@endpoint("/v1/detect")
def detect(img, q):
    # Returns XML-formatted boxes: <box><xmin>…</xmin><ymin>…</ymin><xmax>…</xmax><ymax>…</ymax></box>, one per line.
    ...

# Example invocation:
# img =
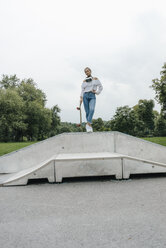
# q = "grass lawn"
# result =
<box><xmin>141</xmin><ymin>137</ymin><xmax>166</xmax><ymax>146</ymax></box>
<box><xmin>0</xmin><ymin>142</ymin><xmax>37</xmax><ymax>156</ymax></box>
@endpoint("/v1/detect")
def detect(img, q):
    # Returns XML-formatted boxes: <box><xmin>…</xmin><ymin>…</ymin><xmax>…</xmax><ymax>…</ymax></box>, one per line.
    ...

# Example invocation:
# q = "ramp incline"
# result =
<box><xmin>0</xmin><ymin>132</ymin><xmax>166</xmax><ymax>186</ymax></box>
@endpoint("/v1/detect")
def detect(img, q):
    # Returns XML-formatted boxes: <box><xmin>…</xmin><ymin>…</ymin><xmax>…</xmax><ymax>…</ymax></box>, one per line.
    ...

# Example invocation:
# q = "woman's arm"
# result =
<box><xmin>80</xmin><ymin>81</ymin><xmax>85</xmax><ymax>104</ymax></box>
<box><xmin>92</xmin><ymin>78</ymin><xmax>103</xmax><ymax>95</ymax></box>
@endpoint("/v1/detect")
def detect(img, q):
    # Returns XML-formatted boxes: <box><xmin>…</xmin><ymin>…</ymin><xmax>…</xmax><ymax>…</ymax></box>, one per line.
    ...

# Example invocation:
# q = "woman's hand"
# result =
<box><xmin>92</xmin><ymin>90</ymin><xmax>97</xmax><ymax>94</ymax></box>
<box><xmin>80</xmin><ymin>97</ymin><xmax>83</xmax><ymax>104</ymax></box>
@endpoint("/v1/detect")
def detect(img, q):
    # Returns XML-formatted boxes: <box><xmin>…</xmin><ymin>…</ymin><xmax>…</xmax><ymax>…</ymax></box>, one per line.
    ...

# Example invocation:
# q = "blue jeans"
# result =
<box><xmin>83</xmin><ymin>92</ymin><xmax>96</xmax><ymax>124</ymax></box>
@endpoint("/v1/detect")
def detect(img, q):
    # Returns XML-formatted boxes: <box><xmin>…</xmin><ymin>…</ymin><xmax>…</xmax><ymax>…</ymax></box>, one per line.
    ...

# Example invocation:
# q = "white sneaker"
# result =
<box><xmin>89</xmin><ymin>125</ymin><xmax>93</xmax><ymax>132</ymax></box>
<box><xmin>86</xmin><ymin>124</ymin><xmax>93</xmax><ymax>132</ymax></box>
<box><xmin>86</xmin><ymin>124</ymin><xmax>90</xmax><ymax>132</ymax></box>
<box><xmin>86</xmin><ymin>124</ymin><xmax>91</xmax><ymax>132</ymax></box>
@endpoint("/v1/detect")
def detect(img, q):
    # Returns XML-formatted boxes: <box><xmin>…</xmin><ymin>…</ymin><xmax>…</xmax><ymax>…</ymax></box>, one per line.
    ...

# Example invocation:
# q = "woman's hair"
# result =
<box><xmin>84</xmin><ymin>67</ymin><xmax>91</xmax><ymax>72</ymax></box>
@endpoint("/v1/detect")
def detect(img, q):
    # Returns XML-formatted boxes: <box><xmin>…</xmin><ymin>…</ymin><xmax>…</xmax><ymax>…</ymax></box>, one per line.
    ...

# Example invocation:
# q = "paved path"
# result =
<box><xmin>0</xmin><ymin>176</ymin><xmax>166</xmax><ymax>248</ymax></box>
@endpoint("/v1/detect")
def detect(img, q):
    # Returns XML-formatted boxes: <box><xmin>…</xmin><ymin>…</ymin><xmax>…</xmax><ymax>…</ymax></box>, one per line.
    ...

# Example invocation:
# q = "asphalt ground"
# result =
<box><xmin>0</xmin><ymin>175</ymin><xmax>166</xmax><ymax>248</ymax></box>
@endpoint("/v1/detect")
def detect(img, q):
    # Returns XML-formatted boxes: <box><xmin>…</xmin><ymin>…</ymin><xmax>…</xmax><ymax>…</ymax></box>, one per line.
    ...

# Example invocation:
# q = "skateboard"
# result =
<box><xmin>76</xmin><ymin>103</ymin><xmax>82</xmax><ymax>127</ymax></box>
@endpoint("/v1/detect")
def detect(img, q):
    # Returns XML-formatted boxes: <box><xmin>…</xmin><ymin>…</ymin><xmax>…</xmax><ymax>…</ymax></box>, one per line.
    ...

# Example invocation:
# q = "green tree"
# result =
<box><xmin>0</xmin><ymin>74</ymin><xmax>20</xmax><ymax>89</ymax></box>
<box><xmin>92</xmin><ymin>118</ymin><xmax>105</xmax><ymax>131</ymax></box>
<box><xmin>58</xmin><ymin>126</ymin><xmax>72</xmax><ymax>133</ymax></box>
<box><xmin>154</xmin><ymin>115</ymin><xmax>166</xmax><ymax>136</ymax></box>
<box><xmin>110</xmin><ymin>106</ymin><xmax>137</xmax><ymax>135</ymax></box>
<box><xmin>0</xmin><ymin>74</ymin><xmax>61</xmax><ymax>141</ymax></box>
<box><xmin>0</xmin><ymin>89</ymin><xmax>27</xmax><ymax>141</ymax></box>
<box><xmin>133</xmin><ymin>99</ymin><xmax>155</xmax><ymax>136</ymax></box>
<box><xmin>24</xmin><ymin>101</ymin><xmax>52</xmax><ymax>140</ymax></box>
<box><xmin>151</xmin><ymin>62</ymin><xmax>166</xmax><ymax>114</ymax></box>
<box><xmin>17</xmin><ymin>79</ymin><xmax>46</xmax><ymax>107</ymax></box>
<box><xmin>103</xmin><ymin>120</ymin><xmax>112</xmax><ymax>131</ymax></box>
<box><xmin>49</xmin><ymin>105</ymin><xmax>61</xmax><ymax>136</ymax></box>
<box><xmin>110</xmin><ymin>105</ymin><xmax>146</xmax><ymax>136</ymax></box>
<box><xmin>17</xmin><ymin>80</ymin><xmax>51</xmax><ymax>140</ymax></box>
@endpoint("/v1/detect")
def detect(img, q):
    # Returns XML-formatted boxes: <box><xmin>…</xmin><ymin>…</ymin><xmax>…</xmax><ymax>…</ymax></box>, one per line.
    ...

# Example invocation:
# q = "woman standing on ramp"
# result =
<box><xmin>80</xmin><ymin>67</ymin><xmax>103</xmax><ymax>132</ymax></box>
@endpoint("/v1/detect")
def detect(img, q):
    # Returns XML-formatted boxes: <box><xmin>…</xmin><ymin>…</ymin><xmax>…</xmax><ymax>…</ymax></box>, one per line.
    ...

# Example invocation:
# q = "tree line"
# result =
<box><xmin>0</xmin><ymin>63</ymin><xmax>166</xmax><ymax>141</ymax></box>
<box><xmin>91</xmin><ymin>63</ymin><xmax>166</xmax><ymax>136</ymax></box>
<box><xmin>0</xmin><ymin>75</ymin><xmax>62</xmax><ymax>142</ymax></box>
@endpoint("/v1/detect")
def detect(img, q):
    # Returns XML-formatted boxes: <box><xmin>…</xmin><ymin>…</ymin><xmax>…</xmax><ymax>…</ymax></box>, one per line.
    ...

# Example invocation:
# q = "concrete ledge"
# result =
<box><xmin>55</xmin><ymin>158</ymin><xmax>123</xmax><ymax>182</ymax></box>
<box><xmin>55</xmin><ymin>152</ymin><xmax>123</xmax><ymax>161</ymax></box>
<box><xmin>1</xmin><ymin>152</ymin><xmax>123</xmax><ymax>186</ymax></box>
<box><xmin>55</xmin><ymin>152</ymin><xmax>123</xmax><ymax>182</ymax></box>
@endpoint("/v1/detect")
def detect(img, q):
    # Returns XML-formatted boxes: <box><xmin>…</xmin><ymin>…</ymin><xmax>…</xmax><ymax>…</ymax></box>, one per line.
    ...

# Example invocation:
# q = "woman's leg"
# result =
<box><xmin>83</xmin><ymin>93</ymin><xmax>89</xmax><ymax>122</ymax></box>
<box><xmin>87</xmin><ymin>97</ymin><xmax>96</xmax><ymax>124</ymax></box>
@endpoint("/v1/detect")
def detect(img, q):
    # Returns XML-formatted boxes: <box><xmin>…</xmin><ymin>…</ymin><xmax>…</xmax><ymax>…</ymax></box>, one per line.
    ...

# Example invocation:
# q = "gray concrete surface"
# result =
<box><xmin>0</xmin><ymin>132</ymin><xmax>115</xmax><ymax>173</ymax></box>
<box><xmin>1</xmin><ymin>131</ymin><xmax>166</xmax><ymax>174</ymax></box>
<box><xmin>1</xmin><ymin>131</ymin><xmax>166</xmax><ymax>185</ymax></box>
<box><xmin>2</xmin><ymin>151</ymin><xmax>166</xmax><ymax>186</ymax></box>
<box><xmin>0</xmin><ymin>160</ymin><xmax>55</xmax><ymax>186</ymax></box>
<box><xmin>115</xmin><ymin>132</ymin><xmax>166</xmax><ymax>164</ymax></box>
<box><xmin>1</xmin><ymin>176</ymin><xmax>166</xmax><ymax>248</ymax></box>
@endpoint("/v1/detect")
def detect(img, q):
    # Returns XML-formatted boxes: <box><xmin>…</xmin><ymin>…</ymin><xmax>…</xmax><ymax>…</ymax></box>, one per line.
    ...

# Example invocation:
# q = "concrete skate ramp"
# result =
<box><xmin>1</xmin><ymin>151</ymin><xmax>166</xmax><ymax>186</ymax></box>
<box><xmin>0</xmin><ymin>132</ymin><xmax>166</xmax><ymax>186</ymax></box>
<box><xmin>115</xmin><ymin>132</ymin><xmax>166</xmax><ymax>164</ymax></box>
<box><xmin>0</xmin><ymin>157</ymin><xmax>55</xmax><ymax>186</ymax></box>
<box><xmin>0</xmin><ymin>132</ymin><xmax>115</xmax><ymax>173</ymax></box>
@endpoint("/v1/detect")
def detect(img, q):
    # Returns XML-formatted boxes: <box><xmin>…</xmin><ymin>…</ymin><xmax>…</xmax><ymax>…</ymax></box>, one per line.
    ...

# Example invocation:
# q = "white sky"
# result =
<box><xmin>0</xmin><ymin>0</ymin><xmax>166</xmax><ymax>123</ymax></box>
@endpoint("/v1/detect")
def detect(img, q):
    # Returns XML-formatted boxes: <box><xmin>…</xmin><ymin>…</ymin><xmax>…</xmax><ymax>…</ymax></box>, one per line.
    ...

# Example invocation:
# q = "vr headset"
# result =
<box><xmin>85</xmin><ymin>76</ymin><xmax>93</xmax><ymax>82</ymax></box>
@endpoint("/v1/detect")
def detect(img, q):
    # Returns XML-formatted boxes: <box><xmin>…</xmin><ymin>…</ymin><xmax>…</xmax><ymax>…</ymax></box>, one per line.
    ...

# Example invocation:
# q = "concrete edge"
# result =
<box><xmin>0</xmin><ymin>131</ymin><xmax>165</xmax><ymax>160</ymax></box>
<box><xmin>1</xmin><ymin>157</ymin><xmax>55</xmax><ymax>186</ymax></box>
<box><xmin>114</xmin><ymin>131</ymin><xmax>166</xmax><ymax>149</ymax></box>
<box><xmin>0</xmin><ymin>131</ymin><xmax>114</xmax><ymax>158</ymax></box>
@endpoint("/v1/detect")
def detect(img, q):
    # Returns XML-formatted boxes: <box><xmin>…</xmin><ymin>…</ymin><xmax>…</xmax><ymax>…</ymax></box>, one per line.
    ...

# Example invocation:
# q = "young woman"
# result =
<box><xmin>80</xmin><ymin>67</ymin><xmax>103</xmax><ymax>132</ymax></box>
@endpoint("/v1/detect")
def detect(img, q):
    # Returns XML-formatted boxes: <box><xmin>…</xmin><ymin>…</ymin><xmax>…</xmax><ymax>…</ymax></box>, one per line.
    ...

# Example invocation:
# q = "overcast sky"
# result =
<box><xmin>0</xmin><ymin>0</ymin><xmax>166</xmax><ymax>123</ymax></box>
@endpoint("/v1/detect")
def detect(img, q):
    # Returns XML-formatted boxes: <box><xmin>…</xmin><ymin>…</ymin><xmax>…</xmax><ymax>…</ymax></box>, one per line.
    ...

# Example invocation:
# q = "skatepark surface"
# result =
<box><xmin>1</xmin><ymin>176</ymin><xmax>166</xmax><ymax>248</ymax></box>
<box><xmin>1</xmin><ymin>131</ymin><xmax>166</xmax><ymax>185</ymax></box>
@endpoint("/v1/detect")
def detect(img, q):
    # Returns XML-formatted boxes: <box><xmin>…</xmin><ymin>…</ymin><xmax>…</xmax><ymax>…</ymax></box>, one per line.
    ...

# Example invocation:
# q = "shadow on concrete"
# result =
<box><xmin>26</xmin><ymin>173</ymin><xmax>166</xmax><ymax>185</ymax></box>
<box><xmin>28</xmin><ymin>178</ymin><xmax>49</xmax><ymax>185</ymax></box>
<box><xmin>130</xmin><ymin>173</ymin><xmax>166</xmax><ymax>179</ymax></box>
